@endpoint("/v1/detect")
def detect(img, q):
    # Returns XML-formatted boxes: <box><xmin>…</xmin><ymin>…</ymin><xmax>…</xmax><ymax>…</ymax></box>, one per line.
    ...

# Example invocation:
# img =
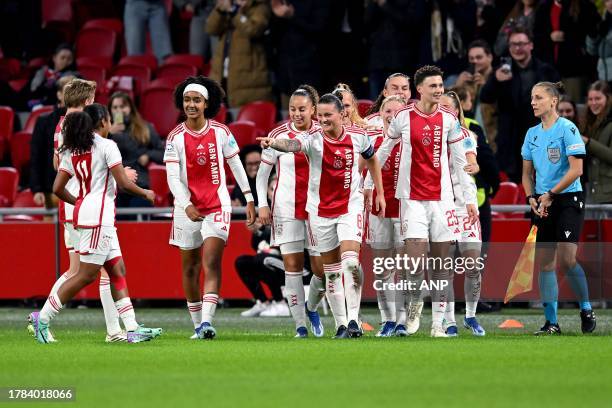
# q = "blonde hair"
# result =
<box><xmin>443</xmin><ymin>89</ymin><xmax>465</xmax><ymax>127</ymax></box>
<box><xmin>332</xmin><ymin>83</ymin><xmax>366</xmax><ymax>127</ymax></box>
<box><xmin>63</xmin><ymin>78</ymin><xmax>96</xmax><ymax>108</ymax></box>
<box><xmin>379</xmin><ymin>95</ymin><xmax>406</xmax><ymax>112</ymax></box>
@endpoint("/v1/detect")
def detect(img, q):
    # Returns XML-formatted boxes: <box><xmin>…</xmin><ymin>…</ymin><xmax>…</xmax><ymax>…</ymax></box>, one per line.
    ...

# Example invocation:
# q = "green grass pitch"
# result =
<box><xmin>1</xmin><ymin>307</ymin><xmax>611</xmax><ymax>407</ymax></box>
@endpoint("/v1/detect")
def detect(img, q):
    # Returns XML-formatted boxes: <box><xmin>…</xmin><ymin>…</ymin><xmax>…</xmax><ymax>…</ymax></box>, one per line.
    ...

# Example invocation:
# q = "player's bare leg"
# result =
<box><xmin>196</xmin><ymin>237</ymin><xmax>224</xmax><ymax>340</ymax></box>
<box><xmin>181</xmin><ymin>247</ymin><xmax>203</xmax><ymax>337</ymax></box>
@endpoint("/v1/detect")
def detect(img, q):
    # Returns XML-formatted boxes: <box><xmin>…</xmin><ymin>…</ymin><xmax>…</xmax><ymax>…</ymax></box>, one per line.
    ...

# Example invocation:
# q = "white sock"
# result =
<box><xmin>444</xmin><ymin>302</ymin><xmax>456</xmax><ymax>326</ymax></box>
<box><xmin>376</xmin><ymin>270</ymin><xmax>396</xmax><ymax>322</ymax></box>
<box><xmin>465</xmin><ymin>272</ymin><xmax>481</xmax><ymax>318</ymax></box>
<box><xmin>431</xmin><ymin>270</ymin><xmax>449</xmax><ymax>327</ymax></box>
<box><xmin>306</xmin><ymin>275</ymin><xmax>325</xmax><ymax>312</ymax></box>
<box><xmin>342</xmin><ymin>251</ymin><xmax>361</xmax><ymax>322</ymax></box>
<box><xmin>201</xmin><ymin>293</ymin><xmax>219</xmax><ymax>324</ymax></box>
<box><xmin>187</xmin><ymin>301</ymin><xmax>202</xmax><ymax>329</ymax></box>
<box><xmin>285</xmin><ymin>271</ymin><xmax>306</xmax><ymax>329</ymax></box>
<box><xmin>324</xmin><ymin>262</ymin><xmax>348</xmax><ymax>328</ymax></box>
<box><xmin>49</xmin><ymin>272</ymin><xmax>70</xmax><ymax>297</ymax></box>
<box><xmin>39</xmin><ymin>293</ymin><xmax>63</xmax><ymax>324</ymax></box>
<box><xmin>395</xmin><ymin>271</ymin><xmax>407</xmax><ymax>325</ymax></box>
<box><xmin>115</xmin><ymin>297</ymin><xmax>138</xmax><ymax>331</ymax></box>
<box><xmin>99</xmin><ymin>276</ymin><xmax>122</xmax><ymax>335</ymax></box>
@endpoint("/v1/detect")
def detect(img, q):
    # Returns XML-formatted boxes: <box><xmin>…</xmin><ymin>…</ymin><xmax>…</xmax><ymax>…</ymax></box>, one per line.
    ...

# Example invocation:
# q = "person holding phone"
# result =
<box><xmin>108</xmin><ymin>92</ymin><xmax>165</xmax><ymax>209</ymax></box>
<box><xmin>480</xmin><ymin>26</ymin><xmax>560</xmax><ymax>182</ymax></box>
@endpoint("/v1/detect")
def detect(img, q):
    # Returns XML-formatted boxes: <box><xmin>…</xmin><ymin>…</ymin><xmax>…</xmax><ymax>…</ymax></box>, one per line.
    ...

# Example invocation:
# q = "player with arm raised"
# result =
<box><xmin>362</xmin><ymin>95</ymin><xmax>405</xmax><ymax>337</ymax></box>
<box><xmin>165</xmin><ymin>76</ymin><xmax>256</xmax><ymax>340</ymax></box>
<box><xmin>30</xmin><ymin>109</ymin><xmax>161</xmax><ymax>344</ymax></box>
<box><xmin>366</xmin><ymin>65</ymin><xmax>478</xmax><ymax>338</ymax></box>
<box><xmin>259</xmin><ymin>93</ymin><xmax>385</xmax><ymax>338</ymax></box>
<box><xmin>256</xmin><ymin>85</ymin><xmax>325</xmax><ymax>338</ymax></box>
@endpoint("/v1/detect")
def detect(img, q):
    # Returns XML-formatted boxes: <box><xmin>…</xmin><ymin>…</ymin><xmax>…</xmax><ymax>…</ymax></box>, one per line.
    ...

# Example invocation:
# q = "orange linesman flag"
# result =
<box><xmin>504</xmin><ymin>225</ymin><xmax>538</xmax><ymax>303</ymax></box>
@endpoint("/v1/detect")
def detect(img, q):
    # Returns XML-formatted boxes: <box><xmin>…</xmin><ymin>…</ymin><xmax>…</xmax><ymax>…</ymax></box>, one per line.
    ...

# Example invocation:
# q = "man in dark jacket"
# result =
<box><xmin>480</xmin><ymin>26</ymin><xmax>560</xmax><ymax>182</ymax></box>
<box><xmin>30</xmin><ymin>76</ymin><xmax>73</xmax><ymax>209</ymax></box>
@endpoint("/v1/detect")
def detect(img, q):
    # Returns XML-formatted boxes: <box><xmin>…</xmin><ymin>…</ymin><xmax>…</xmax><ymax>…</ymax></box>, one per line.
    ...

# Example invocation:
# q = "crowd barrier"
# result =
<box><xmin>1</xmin><ymin>206</ymin><xmax>611</xmax><ymax>301</ymax></box>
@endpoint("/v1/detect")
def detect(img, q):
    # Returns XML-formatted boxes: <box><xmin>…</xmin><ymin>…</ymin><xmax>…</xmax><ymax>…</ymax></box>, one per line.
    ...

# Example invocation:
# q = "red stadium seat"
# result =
<box><xmin>148</xmin><ymin>164</ymin><xmax>171</xmax><ymax>207</ymax></box>
<box><xmin>0</xmin><ymin>106</ymin><xmax>14</xmax><ymax>160</ymax></box>
<box><xmin>140</xmin><ymin>86</ymin><xmax>180</xmax><ymax>137</ymax></box>
<box><xmin>498</xmin><ymin>171</ymin><xmax>509</xmax><ymax>182</ymax></box>
<box><xmin>516</xmin><ymin>184</ymin><xmax>527</xmax><ymax>205</ymax></box>
<box><xmin>213</xmin><ymin>104</ymin><xmax>227</xmax><ymax>124</ymax></box>
<box><xmin>28</xmin><ymin>57</ymin><xmax>48</xmax><ymax>70</ymax></box>
<box><xmin>75</xmin><ymin>27</ymin><xmax>117</xmax><ymax>60</ymax></box>
<box><xmin>78</xmin><ymin>64</ymin><xmax>107</xmax><ymax>88</ymax></box>
<box><xmin>0</xmin><ymin>58</ymin><xmax>21</xmax><ymax>81</ymax></box>
<box><xmin>8</xmin><ymin>80</ymin><xmax>28</xmax><ymax>93</ymax></box>
<box><xmin>83</xmin><ymin>18</ymin><xmax>123</xmax><ymax>35</ymax></box>
<box><xmin>77</xmin><ymin>56</ymin><xmax>113</xmax><ymax>71</ymax></box>
<box><xmin>111</xmin><ymin>64</ymin><xmax>152</xmax><ymax>95</ymax></box>
<box><xmin>149</xmin><ymin>77</ymin><xmax>182</xmax><ymax>89</ymax></box>
<box><xmin>23</xmin><ymin>106</ymin><xmax>54</xmax><ymax>133</ymax></box>
<box><xmin>164</xmin><ymin>54</ymin><xmax>205</xmax><ymax>70</ymax></box>
<box><xmin>237</xmin><ymin>101</ymin><xmax>276</xmax><ymax>136</ymax></box>
<box><xmin>10</xmin><ymin>131</ymin><xmax>31</xmax><ymax>176</ymax></box>
<box><xmin>0</xmin><ymin>167</ymin><xmax>19</xmax><ymax>207</ymax></box>
<box><xmin>224</xmin><ymin>164</ymin><xmax>235</xmax><ymax>185</ymax></box>
<box><xmin>119</xmin><ymin>55</ymin><xmax>158</xmax><ymax>71</ymax></box>
<box><xmin>229</xmin><ymin>121</ymin><xmax>258</xmax><ymax>148</ymax></box>
<box><xmin>42</xmin><ymin>0</ymin><xmax>73</xmax><ymax>25</ymax></box>
<box><xmin>490</xmin><ymin>182</ymin><xmax>519</xmax><ymax>205</ymax></box>
<box><xmin>156</xmin><ymin>63</ymin><xmax>198</xmax><ymax>79</ymax></box>
<box><xmin>8</xmin><ymin>189</ymin><xmax>43</xmax><ymax>221</ymax></box>
<box><xmin>357</xmin><ymin>99</ymin><xmax>373</xmax><ymax>118</ymax></box>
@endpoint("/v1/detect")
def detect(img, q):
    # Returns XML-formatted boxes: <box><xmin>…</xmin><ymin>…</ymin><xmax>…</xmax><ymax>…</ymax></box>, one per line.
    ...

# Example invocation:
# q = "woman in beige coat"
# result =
<box><xmin>206</xmin><ymin>0</ymin><xmax>273</xmax><ymax>107</ymax></box>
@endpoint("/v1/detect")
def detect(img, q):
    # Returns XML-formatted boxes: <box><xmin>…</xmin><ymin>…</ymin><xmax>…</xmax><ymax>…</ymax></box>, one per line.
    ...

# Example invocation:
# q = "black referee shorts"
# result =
<box><xmin>532</xmin><ymin>192</ymin><xmax>584</xmax><ymax>244</ymax></box>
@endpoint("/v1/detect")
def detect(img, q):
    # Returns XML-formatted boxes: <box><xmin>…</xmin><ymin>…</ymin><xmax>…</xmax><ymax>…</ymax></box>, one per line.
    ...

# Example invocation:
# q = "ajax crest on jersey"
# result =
<box><xmin>333</xmin><ymin>155</ymin><xmax>343</xmax><ymax>169</ymax></box>
<box><xmin>422</xmin><ymin>136</ymin><xmax>431</xmax><ymax>146</ymax></box>
<box><xmin>197</xmin><ymin>154</ymin><xmax>207</xmax><ymax>165</ymax></box>
<box><xmin>547</xmin><ymin>147</ymin><xmax>561</xmax><ymax>164</ymax></box>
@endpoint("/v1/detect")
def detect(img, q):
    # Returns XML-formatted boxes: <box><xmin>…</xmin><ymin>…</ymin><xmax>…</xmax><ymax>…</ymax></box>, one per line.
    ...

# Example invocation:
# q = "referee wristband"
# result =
<box><xmin>244</xmin><ymin>192</ymin><xmax>254</xmax><ymax>203</ymax></box>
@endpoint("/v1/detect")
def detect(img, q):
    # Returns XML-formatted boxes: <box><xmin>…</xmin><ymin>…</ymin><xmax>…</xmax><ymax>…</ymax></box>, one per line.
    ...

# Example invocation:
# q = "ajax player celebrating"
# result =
<box><xmin>164</xmin><ymin>76</ymin><xmax>256</xmax><ymax>340</ymax></box>
<box><xmin>31</xmin><ymin>109</ymin><xmax>161</xmax><ymax>343</ymax></box>
<box><xmin>365</xmin><ymin>73</ymin><xmax>412</xmax><ymax>128</ymax></box>
<box><xmin>363</xmin><ymin>95</ymin><xmax>406</xmax><ymax>337</ymax></box>
<box><xmin>439</xmin><ymin>90</ymin><xmax>485</xmax><ymax>337</ymax></box>
<box><xmin>256</xmin><ymin>85</ymin><xmax>326</xmax><ymax>338</ymax></box>
<box><xmin>366</xmin><ymin>65</ymin><xmax>478</xmax><ymax>338</ymax></box>
<box><xmin>258</xmin><ymin>93</ymin><xmax>385</xmax><ymax>338</ymax></box>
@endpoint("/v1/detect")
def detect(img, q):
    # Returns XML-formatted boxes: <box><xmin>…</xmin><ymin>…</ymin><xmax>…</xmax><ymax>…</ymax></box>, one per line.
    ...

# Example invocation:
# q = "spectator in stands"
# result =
<box><xmin>364</xmin><ymin>0</ymin><xmax>426</xmax><ymax>100</ymax></box>
<box><xmin>237</xmin><ymin>174</ymin><xmax>290</xmax><ymax>318</ymax></box>
<box><xmin>480</xmin><ymin>26</ymin><xmax>560</xmax><ymax>182</ymax></box>
<box><xmin>582</xmin><ymin>80</ymin><xmax>612</xmax><ymax>204</ymax></box>
<box><xmin>27</xmin><ymin>43</ymin><xmax>77</xmax><ymax>109</ymax></box>
<box><xmin>586</xmin><ymin>0</ymin><xmax>612</xmax><ymax>84</ymax></box>
<box><xmin>495</xmin><ymin>0</ymin><xmax>539</xmax><ymax>56</ymax></box>
<box><xmin>533</xmin><ymin>0</ymin><xmax>600</xmax><ymax>103</ymax></box>
<box><xmin>174</xmin><ymin>0</ymin><xmax>215</xmax><ymax>61</ymax></box>
<box><xmin>124</xmin><ymin>0</ymin><xmax>174</xmax><ymax>64</ymax></box>
<box><xmin>453</xmin><ymin>40</ymin><xmax>498</xmax><ymax>150</ymax></box>
<box><xmin>30</xmin><ymin>75</ymin><xmax>74</xmax><ymax>210</ymax></box>
<box><xmin>107</xmin><ymin>92</ymin><xmax>165</xmax><ymax>208</ymax></box>
<box><xmin>231</xmin><ymin>144</ymin><xmax>261</xmax><ymax>206</ymax></box>
<box><xmin>206</xmin><ymin>0</ymin><xmax>273</xmax><ymax>107</ymax></box>
<box><xmin>269</xmin><ymin>0</ymin><xmax>329</xmax><ymax>105</ymax></box>
<box><xmin>558</xmin><ymin>95</ymin><xmax>579</xmax><ymax>125</ymax></box>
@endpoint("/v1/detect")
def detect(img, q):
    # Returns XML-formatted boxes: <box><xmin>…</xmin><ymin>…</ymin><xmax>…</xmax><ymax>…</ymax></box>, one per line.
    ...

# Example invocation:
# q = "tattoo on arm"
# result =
<box><xmin>272</xmin><ymin>139</ymin><xmax>301</xmax><ymax>152</ymax></box>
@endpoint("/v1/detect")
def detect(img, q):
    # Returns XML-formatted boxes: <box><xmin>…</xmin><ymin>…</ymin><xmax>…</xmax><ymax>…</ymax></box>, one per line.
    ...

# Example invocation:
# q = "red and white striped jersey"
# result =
<box><xmin>163</xmin><ymin>121</ymin><xmax>239</xmax><ymax>215</ymax></box>
<box><xmin>451</xmin><ymin>127</ymin><xmax>478</xmax><ymax>208</ymax></box>
<box><xmin>261</xmin><ymin>121</ymin><xmax>310</xmax><ymax>220</ymax></box>
<box><xmin>297</xmin><ymin>125</ymin><xmax>373</xmax><ymax>218</ymax></box>
<box><xmin>375</xmin><ymin>104</ymin><xmax>475</xmax><ymax>204</ymax></box>
<box><xmin>59</xmin><ymin>134</ymin><xmax>122</xmax><ymax>228</ymax></box>
<box><xmin>54</xmin><ymin>115</ymin><xmax>79</xmax><ymax>223</ymax></box>
<box><xmin>367</xmin><ymin>129</ymin><xmax>401</xmax><ymax>218</ymax></box>
<box><xmin>365</xmin><ymin>112</ymin><xmax>383</xmax><ymax>128</ymax></box>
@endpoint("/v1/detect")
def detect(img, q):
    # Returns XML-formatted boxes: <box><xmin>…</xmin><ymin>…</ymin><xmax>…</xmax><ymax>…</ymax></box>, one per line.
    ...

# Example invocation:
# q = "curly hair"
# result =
<box><xmin>58</xmin><ymin>111</ymin><xmax>94</xmax><ymax>155</ymax></box>
<box><xmin>414</xmin><ymin>65</ymin><xmax>444</xmax><ymax>86</ymax></box>
<box><xmin>174</xmin><ymin>76</ymin><xmax>225</xmax><ymax>119</ymax></box>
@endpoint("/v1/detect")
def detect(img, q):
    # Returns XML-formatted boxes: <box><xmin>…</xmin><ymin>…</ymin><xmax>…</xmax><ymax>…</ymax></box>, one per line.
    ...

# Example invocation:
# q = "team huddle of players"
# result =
<box><xmin>28</xmin><ymin>64</ymin><xmax>486</xmax><ymax>344</ymax></box>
